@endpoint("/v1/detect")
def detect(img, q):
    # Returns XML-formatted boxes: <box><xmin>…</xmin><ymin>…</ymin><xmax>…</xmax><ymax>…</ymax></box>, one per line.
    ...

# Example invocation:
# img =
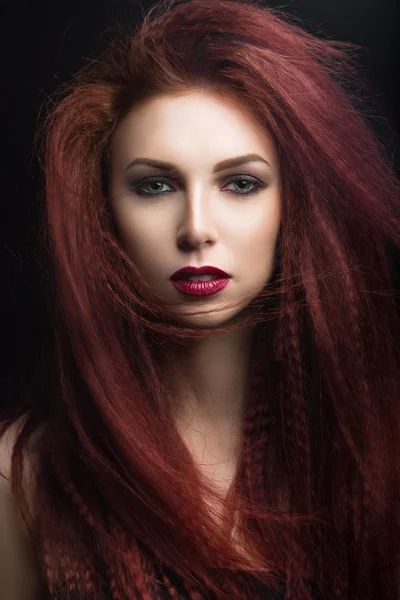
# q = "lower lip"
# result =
<box><xmin>170</xmin><ymin>278</ymin><xmax>230</xmax><ymax>296</ymax></box>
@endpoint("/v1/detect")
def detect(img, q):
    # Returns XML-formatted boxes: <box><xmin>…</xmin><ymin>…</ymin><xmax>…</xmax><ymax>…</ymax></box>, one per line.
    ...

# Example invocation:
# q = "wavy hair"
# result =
<box><xmin>3</xmin><ymin>0</ymin><xmax>400</xmax><ymax>598</ymax></box>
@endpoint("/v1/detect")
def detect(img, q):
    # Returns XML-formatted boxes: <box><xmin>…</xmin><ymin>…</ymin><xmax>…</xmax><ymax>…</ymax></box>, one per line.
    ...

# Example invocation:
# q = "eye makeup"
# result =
<box><xmin>127</xmin><ymin>174</ymin><xmax>268</xmax><ymax>198</ymax></box>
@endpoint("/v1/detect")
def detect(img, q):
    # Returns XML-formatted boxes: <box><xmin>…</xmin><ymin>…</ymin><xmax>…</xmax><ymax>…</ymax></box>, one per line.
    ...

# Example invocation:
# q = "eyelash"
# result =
<box><xmin>127</xmin><ymin>175</ymin><xmax>266</xmax><ymax>197</ymax></box>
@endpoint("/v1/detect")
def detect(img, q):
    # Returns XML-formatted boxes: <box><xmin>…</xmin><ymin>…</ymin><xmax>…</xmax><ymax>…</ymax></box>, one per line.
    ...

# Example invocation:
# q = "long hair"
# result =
<box><xmin>3</xmin><ymin>0</ymin><xmax>400</xmax><ymax>598</ymax></box>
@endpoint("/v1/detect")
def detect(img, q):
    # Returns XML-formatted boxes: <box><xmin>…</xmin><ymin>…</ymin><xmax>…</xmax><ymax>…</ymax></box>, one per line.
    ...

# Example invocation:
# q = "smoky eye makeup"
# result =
<box><xmin>124</xmin><ymin>164</ymin><xmax>273</xmax><ymax>188</ymax></box>
<box><xmin>125</xmin><ymin>172</ymin><xmax>270</xmax><ymax>198</ymax></box>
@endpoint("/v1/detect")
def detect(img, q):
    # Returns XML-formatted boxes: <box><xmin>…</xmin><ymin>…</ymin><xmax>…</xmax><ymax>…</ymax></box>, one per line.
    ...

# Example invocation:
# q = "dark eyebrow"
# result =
<box><xmin>125</xmin><ymin>153</ymin><xmax>271</xmax><ymax>173</ymax></box>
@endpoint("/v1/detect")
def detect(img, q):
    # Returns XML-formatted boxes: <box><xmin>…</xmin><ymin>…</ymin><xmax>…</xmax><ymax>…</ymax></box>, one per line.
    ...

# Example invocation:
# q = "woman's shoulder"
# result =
<box><xmin>0</xmin><ymin>416</ymin><xmax>24</xmax><ymax>479</ymax></box>
<box><xmin>0</xmin><ymin>415</ymin><xmax>43</xmax><ymax>599</ymax></box>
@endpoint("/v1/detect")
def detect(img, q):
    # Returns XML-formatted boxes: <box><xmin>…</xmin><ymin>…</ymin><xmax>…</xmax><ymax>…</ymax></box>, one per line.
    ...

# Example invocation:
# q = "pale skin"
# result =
<box><xmin>108</xmin><ymin>88</ymin><xmax>281</xmax><ymax>502</ymax></box>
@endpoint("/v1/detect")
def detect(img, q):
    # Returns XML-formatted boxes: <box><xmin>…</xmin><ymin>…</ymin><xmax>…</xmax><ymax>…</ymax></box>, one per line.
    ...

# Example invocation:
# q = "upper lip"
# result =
<box><xmin>170</xmin><ymin>265</ymin><xmax>230</xmax><ymax>281</ymax></box>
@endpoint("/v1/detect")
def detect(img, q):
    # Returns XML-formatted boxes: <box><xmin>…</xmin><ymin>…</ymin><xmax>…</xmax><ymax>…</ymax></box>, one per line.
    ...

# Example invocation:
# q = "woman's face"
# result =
<box><xmin>108</xmin><ymin>89</ymin><xmax>281</xmax><ymax>327</ymax></box>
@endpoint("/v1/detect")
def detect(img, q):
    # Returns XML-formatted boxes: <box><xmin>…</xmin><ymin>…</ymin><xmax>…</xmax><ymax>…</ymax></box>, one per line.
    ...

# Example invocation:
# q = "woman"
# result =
<box><xmin>2</xmin><ymin>0</ymin><xmax>400</xmax><ymax>598</ymax></box>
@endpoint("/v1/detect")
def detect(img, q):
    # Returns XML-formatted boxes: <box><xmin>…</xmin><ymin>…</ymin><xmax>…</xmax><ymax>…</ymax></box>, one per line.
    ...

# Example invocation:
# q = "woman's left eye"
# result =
<box><xmin>127</xmin><ymin>175</ymin><xmax>266</xmax><ymax>197</ymax></box>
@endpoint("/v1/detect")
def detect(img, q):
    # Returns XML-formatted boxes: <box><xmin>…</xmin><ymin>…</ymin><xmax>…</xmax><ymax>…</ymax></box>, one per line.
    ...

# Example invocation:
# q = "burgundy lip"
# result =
<box><xmin>170</xmin><ymin>265</ymin><xmax>230</xmax><ymax>281</ymax></box>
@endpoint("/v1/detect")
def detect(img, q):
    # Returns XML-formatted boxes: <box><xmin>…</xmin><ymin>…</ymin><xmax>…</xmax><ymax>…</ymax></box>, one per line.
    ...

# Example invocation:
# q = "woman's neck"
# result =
<box><xmin>162</xmin><ymin>326</ymin><xmax>256</xmax><ymax>428</ymax></box>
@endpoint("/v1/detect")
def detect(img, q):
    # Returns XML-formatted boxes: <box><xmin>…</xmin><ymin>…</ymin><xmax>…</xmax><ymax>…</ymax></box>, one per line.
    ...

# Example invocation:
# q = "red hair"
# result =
<box><xmin>2</xmin><ymin>0</ymin><xmax>400</xmax><ymax>598</ymax></box>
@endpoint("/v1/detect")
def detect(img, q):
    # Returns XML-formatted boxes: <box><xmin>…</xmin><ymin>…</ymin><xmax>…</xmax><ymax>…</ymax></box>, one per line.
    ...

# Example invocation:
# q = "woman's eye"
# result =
<box><xmin>225</xmin><ymin>177</ymin><xmax>266</xmax><ymax>195</ymax></box>
<box><xmin>127</xmin><ymin>175</ymin><xmax>266</xmax><ymax>197</ymax></box>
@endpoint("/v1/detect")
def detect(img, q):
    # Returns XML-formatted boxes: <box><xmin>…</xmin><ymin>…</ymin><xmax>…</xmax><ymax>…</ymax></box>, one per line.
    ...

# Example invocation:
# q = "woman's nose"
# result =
<box><xmin>176</xmin><ymin>192</ymin><xmax>218</xmax><ymax>251</ymax></box>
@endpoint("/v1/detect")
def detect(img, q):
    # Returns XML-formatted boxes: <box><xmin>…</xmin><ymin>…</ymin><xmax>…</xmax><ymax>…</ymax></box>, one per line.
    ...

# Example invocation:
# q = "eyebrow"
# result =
<box><xmin>125</xmin><ymin>153</ymin><xmax>271</xmax><ymax>173</ymax></box>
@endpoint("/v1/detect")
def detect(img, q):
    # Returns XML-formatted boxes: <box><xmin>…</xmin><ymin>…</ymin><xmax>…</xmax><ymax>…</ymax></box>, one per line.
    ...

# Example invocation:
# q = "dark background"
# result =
<box><xmin>3</xmin><ymin>0</ymin><xmax>400</xmax><ymax>408</ymax></box>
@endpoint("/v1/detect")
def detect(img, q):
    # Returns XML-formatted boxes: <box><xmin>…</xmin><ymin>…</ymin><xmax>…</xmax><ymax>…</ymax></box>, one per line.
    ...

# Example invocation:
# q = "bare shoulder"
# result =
<box><xmin>0</xmin><ymin>416</ymin><xmax>26</xmax><ymax>480</ymax></box>
<box><xmin>0</xmin><ymin>416</ymin><xmax>43</xmax><ymax>599</ymax></box>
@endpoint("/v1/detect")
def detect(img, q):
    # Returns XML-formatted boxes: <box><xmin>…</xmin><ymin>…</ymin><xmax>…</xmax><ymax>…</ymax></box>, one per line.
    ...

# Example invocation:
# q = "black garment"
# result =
<box><xmin>160</xmin><ymin>568</ymin><xmax>322</xmax><ymax>600</ymax></box>
<box><xmin>41</xmin><ymin>568</ymin><xmax>321</xmax><ymax>599</ymax></box>
<box><xmin>159</xmin><ymin>567</ymin><xmax>288</xmax><ymax>600</ymax></box>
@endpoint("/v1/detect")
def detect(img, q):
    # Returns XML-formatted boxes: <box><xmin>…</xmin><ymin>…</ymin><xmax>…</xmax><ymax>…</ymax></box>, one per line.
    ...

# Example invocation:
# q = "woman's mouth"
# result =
<box><xmin>170</xmin><ymin>277</ymin><xmax>230</xmax><ymax>297</ymax></box>
<box><xmin>170</xmin><ymin>265</ymin><xmax>231</xmax><ymax>296</ymax></box>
